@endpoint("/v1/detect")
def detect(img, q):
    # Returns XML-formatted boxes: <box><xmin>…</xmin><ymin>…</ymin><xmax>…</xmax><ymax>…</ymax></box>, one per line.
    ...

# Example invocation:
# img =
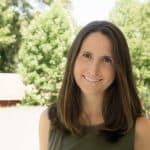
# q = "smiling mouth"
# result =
<box><xmin>83</xmin><ymin>75</ymin><xmax>102</xmax><ymax>83</ymax></box>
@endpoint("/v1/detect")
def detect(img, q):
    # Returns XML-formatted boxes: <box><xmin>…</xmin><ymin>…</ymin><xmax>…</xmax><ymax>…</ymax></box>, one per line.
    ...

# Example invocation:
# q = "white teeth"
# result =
<box><xmin>84</xmin><ymin>76</ymin><xmax>101</xmax><ymax>82</ymax></box>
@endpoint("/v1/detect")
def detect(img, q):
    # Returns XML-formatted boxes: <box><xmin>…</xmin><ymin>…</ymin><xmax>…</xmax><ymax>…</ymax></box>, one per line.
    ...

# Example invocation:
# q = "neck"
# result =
<box><xmin>80</xmin><ymin>93</ymin><xmax>104</xmax><ymax>125</ymax></box>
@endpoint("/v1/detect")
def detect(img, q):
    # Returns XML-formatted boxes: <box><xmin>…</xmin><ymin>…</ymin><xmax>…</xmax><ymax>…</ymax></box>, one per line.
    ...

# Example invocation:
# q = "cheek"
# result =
<box><xmin>108</xmin><ymin>68</ymin><xmax>116</xmax><ymax>81</ymax></box>
<box><xmin>111</xmin><ymin>67</ymin><xmax>116</xmax><ymax>76</ymax></box>
<box><xmin>74</xmin><ymin>62</ymin><xmax>82</xmax><ymax>79</ymax></box>
<box><xmin>103</xmin><ymin>67</ymin><xmax>115</xmax><ymax>79</ymax></box>
<box><xmin>74</xmin><ymin>58</ymin><xmax>88</xmax><ymax>75</ymax></box>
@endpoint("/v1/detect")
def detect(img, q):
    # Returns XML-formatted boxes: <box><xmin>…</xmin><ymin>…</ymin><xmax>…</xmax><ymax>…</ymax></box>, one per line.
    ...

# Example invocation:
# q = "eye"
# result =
<box><xmin>82</xmin><ymin>52</ymin><xmax>92</xmax><ymax>59</ymax></box>
<box><xmin>102</xmin><ymin>56</ymin><xmax>113</xmax><ymax>64</ymax></box>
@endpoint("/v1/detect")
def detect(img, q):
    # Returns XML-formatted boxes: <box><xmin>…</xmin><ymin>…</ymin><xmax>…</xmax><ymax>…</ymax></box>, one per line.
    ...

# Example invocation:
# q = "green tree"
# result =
<box><xmin>43</xmin><ymin>0</ymin><xmax>71</xmax><ymax>8</ymax></box>
<box><xmin>0</xmin><ymin>0</ymin><xmax>21</xmax><ymax>72</ymax></box>
<box><xmin>17</xmin><ymin>2</ymin><xmax>75</xmax><ymax>105</ymax></box>
<box><xmin>109</xmin><ymin>0</ymin><xmax>150</xmax><ymax>115</ymax></box>
<box><xmin>0</xmin><ymin>0</ymin><xmax>34</xmax><ymax>72</ymax></box>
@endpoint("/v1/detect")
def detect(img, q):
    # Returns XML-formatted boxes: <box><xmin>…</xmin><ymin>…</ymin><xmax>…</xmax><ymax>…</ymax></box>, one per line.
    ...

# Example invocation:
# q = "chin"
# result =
<box><xmin>80</xmin><ymin>88</ymin><xmax>104</xmax><ymax>96</ymax></box>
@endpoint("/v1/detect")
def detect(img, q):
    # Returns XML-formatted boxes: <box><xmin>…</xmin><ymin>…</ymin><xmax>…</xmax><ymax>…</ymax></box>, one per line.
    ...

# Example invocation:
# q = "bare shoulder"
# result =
<box><xmin>39</xmin><ymin>108</ymin><xmax>51</xmax><ymax>150</ymax></box>
<box><xmin>39</xmin><ymin>108</ymin><xmax>50</xmax><ymax>126</ymax></box>
<box><xmin>134</xmin><ymin>116</ymin><xmax>150</xmax><ymax>150</ymax></box>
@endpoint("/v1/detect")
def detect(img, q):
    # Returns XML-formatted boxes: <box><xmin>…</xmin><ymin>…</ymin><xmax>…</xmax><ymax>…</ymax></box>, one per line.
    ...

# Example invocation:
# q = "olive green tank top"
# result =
<box><xmin>48</xmin><ymin>125</ymin><xmax>135</xmax><ymax>150</ymax></box>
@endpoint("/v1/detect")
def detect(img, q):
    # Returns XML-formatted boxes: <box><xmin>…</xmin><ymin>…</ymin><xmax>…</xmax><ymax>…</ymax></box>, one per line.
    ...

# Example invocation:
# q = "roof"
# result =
<box><xmin>0</xmin><ymin>73</ymin><xmax>25</xmax><ymax>101</ymax></box>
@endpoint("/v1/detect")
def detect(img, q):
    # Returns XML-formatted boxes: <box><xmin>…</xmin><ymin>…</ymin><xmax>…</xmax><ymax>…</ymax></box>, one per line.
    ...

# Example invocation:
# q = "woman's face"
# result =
<box><xmin>73</xmin><ymin>32</ymin><xmax>115</xmax><ymax>96</ymax></box>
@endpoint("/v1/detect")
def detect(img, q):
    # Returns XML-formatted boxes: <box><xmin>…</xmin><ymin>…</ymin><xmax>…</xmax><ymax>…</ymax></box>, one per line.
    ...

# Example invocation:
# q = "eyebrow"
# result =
<box><xmin>81</xmin><ymin>50</ymin><xmax>113</xmax><ymax>59</ymax></box>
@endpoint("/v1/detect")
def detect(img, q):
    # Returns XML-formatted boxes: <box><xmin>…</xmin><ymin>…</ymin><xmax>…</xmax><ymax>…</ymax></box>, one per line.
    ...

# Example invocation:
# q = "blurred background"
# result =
<box><xmin>0</xmin><ymin>0</ymin><xmax>149</xmax><ymax>150</ymax></box>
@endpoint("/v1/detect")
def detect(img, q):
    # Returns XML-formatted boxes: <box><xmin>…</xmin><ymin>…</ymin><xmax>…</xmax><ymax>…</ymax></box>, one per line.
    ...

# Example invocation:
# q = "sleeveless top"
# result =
<box><xmin>48</xmin><ymin>125</ymin><xmax>135</xmax><ymax>150</ymax></box>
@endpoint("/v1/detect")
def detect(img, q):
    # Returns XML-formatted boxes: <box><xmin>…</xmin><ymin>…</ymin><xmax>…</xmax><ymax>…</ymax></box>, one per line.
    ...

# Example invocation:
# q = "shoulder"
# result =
<box><xmin>39</xmin><ymin>107</ymin><xmax>51</xmax><ymax>129</ymax></box>
<box><xmin>134</xmin><ymin>116</ymin><xmax>150</xmax><ymax>150</ymax></box>
<box><xmin>135</xmin><ymin>117</ymin><xmax>150</xmax><ymax>136</ymax></box>
<box><xmin>39</xmin><ymin>107</ymin><xmax>51</xmax><ymax>150</ymax></box>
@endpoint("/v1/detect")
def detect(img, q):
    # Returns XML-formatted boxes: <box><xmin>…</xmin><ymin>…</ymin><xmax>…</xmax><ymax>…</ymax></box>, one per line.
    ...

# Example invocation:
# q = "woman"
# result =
<box><xmin>39</xmin><ymin>21</ymin><xmax>150</xmax><ymax>150</ymax></box>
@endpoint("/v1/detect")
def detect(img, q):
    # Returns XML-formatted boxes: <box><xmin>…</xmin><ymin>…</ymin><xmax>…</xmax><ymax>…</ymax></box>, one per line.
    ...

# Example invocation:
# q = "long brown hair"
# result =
<box><xmin>48</xmin><ymin>21</ymin><xmax>144</xmax><ymax>141</ymax></box>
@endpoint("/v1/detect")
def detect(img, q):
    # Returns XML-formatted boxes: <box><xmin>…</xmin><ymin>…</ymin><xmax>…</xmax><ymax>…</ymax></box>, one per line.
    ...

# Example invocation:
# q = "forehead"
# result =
<box><xmin>80</xmin><ymin>32</ymin><xmax>113</xmax><ymax>56</ymax></box>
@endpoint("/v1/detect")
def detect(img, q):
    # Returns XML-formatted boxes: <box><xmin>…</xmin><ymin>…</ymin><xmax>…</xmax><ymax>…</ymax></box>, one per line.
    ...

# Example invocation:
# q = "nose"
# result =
<box><xmin>88</xmin><ymin>61</ymin><xmax>100</xmax><ymax>77</ymax></box>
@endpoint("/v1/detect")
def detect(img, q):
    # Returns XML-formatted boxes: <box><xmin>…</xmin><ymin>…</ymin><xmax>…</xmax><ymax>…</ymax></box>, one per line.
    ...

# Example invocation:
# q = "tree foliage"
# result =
<box><xmin>0</xmin><ymin>0</ymin><xmax>21</xmax><ymax>72</ymax></box>
<box><xmin>109</xmin><ymin>0</ymin><xmax>150</xmax><ymax>115</ymax></box>
<box><xmin>0</xmin><ymin>0</ymin><xmax>34</xmax><ymax>72</ymax></box>
<box><xmin>43</xmin><ymin>0</ymin><xmax>71</xmax><ymax>8</ymax></box>
<box><xmin>17</xmin><ymin>2</ymin><xmax>75</xmax><ymax>105</ymax></box>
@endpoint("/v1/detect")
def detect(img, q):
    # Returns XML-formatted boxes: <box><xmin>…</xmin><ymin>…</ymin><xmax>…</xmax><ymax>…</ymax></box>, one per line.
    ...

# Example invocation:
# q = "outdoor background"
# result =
<box><xmin>0</xmin><ymin>0</ymin><xmax>149</xmax><ymax>150</ymax></box>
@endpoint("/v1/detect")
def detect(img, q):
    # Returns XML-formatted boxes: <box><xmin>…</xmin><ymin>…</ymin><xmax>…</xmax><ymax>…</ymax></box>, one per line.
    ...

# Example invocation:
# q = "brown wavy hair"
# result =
<box><xmin>48</xmin><ymin>21</ymin><xmax>144</xmax><ymax>142</ymax></box>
